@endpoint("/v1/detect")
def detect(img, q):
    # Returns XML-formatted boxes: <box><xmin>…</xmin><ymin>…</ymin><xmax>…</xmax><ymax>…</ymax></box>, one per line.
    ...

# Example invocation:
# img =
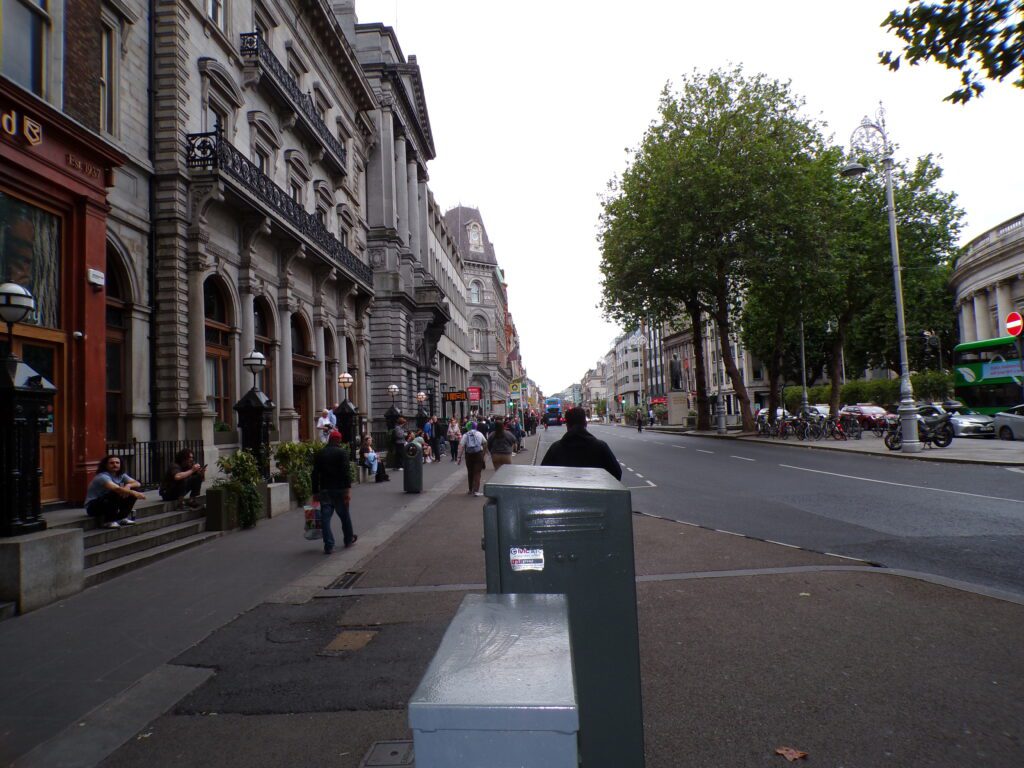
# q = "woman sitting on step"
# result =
<box><xmin>84</xmin><ymin>456</ymin><xmax>146</xmax><ymax>529</ymax></box>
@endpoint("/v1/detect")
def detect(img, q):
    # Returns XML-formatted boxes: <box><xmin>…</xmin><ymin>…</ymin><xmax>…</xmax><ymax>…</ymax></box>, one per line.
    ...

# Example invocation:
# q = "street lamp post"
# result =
<box><xmin>416</xmin><ymin>391</ymin><xmax>428</xmax><ymax>430</ymax></box>
<box><xmin>799</xmin><ymin>315</ymin><xmax>809</xmax><ymax>414</ymax></box>
<box><xmin>1</xmin><ymin>284</ymin><xmax>57</xmax><ymax>536</ymax></box>
<box><xmin>236</xmin><ymin>350</ymin><xmax>274</xmax><ymax>480</ymax></box>
<box><xmin>841</xmin><ymin>107</ymin><xmax>921</xmax><ymax>453</ymax></box>
<box><xmin>337</xmin><ymin>371</ymin><xmax>356</xmax><ymax>463</ymax></box>
<box><xmin>384</xmin><ymin>383</ymin><xmax>401</xmax><ymax>431</ymax></box>
<box><xmin>711</xmin><ymin>321</ymin><xmax>726</xmax><ymax>434</ymax></box>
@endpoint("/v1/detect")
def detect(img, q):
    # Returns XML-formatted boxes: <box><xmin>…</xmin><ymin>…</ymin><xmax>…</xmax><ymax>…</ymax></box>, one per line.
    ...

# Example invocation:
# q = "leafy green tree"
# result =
<box><xmin>880</xmin><ymin>0</ymin><xmax>1024</xmax><ymax>103</ymax></box>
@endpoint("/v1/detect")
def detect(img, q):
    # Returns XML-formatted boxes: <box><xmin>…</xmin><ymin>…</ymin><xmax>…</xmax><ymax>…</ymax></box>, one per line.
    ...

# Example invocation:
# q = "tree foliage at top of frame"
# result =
<box><xmin>880</xmin><ymin>0</ymin><xmax>1024</xmax><ymax>103</ymax></box>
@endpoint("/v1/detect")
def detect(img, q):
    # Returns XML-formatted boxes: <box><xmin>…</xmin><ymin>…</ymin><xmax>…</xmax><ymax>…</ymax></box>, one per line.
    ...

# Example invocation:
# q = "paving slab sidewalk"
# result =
<box><xmin>84</xmin><ymin>433</ymin><xmax>1024</xmax><ymax>768</ymax></box>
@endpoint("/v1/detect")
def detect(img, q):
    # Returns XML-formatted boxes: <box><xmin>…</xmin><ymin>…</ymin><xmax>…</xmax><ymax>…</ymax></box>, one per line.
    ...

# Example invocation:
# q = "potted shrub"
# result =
<box><xmin>211</xmin><ymin>449</ymin><xmax>264</xmax><ymax>528</ymax></box>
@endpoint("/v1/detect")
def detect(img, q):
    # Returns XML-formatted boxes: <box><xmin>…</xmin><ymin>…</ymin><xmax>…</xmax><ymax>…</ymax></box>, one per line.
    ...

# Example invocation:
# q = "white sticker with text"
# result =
<box><xmin>510</xmin><ymin>546</ymin><xmax>544</xmax><ymax>572</ymax></box>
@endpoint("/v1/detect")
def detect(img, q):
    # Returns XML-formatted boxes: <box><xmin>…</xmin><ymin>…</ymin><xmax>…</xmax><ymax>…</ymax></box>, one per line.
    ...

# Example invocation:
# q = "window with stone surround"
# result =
<box><xmin>286</xmin><ymin>149</ymin><xmax>311</xmax><ymax>209</ymax></box>
<box><xmin>248</xmin><ymin>111</ymin><xmax>280</xmax><ymax>178</ymax></box>
<box><xmin>199</xmin><ymin>59</ymin><xmax>244</xmax><ymax>138</ymax></box>
<box><xmin>204</xmin><ymin>278</ymin><xmax>234</xmax><ymax>427</ymax></box>
<box><xmin>206</xmin><ymin>0</ymin><xmax>226</xmax><ymax>31</ymax></box>
<box><xmin>469</xmin><ymin>280</ymin><xmax>481</xmax><ymax>304</ymax></box>
<box><xmin>99</xmin><ymin>16</ymin><xmax>118</xmax><ymax>135</ymax></box>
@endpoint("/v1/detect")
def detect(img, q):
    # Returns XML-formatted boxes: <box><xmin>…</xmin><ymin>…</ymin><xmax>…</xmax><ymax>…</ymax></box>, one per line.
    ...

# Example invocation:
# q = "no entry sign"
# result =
<box><xmin>1007</xmin><ymin>311</ymin><xmax>1023</xmax><ymax>337</ymax></box>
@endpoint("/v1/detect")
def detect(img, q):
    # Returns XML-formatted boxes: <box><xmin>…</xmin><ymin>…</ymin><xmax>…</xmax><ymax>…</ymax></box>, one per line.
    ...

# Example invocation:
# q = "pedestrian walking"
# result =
<box><xmin>457</xmin><ymin>421</ymin><xmax>489</xmax><ymax>496</ymax></box>
<box><xmin>311</xmin><ymin>430</ymin><xmax>356</xmax><ymax>554</ymax></box>
<box><xmin>390</xmin><ymin>416</ymin><xmax>408</xmax><ymax>470</ymax></box>
<box><xmin>636</xmin><ymin>409</ymin><xmax>644</xmax><ymax>433</ymax></box>
<box><xmin>541</xmin><ymin>407</ymin><xmax>622</xmax><ymax>480</ymax></box>
<box><xmin>487</xmin><ymin>418</ymin><xmax>516</xmax><ymax>470</ymax></box>
<box><xmin>446</xmin><ymin>417</ymin><xmax>461</xmax><ymax>462</ymax></box>
<box><xmin>316</xmin><ymin>409</ymin><xmax>333</xmax><ymax>443</ymax></box>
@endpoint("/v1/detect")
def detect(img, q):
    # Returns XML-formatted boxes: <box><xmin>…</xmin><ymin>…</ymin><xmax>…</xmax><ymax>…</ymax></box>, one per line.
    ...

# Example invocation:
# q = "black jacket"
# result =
<box><xmin>540</xmin><ymin>427</ymin><xmax>622</xmax><ymax>480</ymax></box>
<box><xmin>311</xmin><ymin>445</ymin><xmax>352</xmax><ymax>493</ymax></box>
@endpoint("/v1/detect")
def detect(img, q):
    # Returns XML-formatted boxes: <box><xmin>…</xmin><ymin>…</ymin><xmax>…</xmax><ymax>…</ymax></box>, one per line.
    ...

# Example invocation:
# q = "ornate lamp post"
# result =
<box><xmin>235</xmin><ymin>350</ymin><xmax>274</xmax><ymax>480</ymax></box>
<box><xmin>384</xmin><ymin>383</ymin><xmax>401</xmax><ymax>431</ymax></box>
<box><xmin>416</xmin><ymin>390</ymin><xmax>428</xmax><ymax>430</ymax></box>
<box><xmin>0</xmin><ymin>284</ymin><xmax>56</xmax><ymax>537</ymax></box>
<box><xmin>841</xmin><ymin>106</ymin><xmax>920</xmax><ymax>453</ymax></box>
<box><xmin>337</xmin><ymin>371</ymin><xmax>357</xmax><ymax>462</ymax></box>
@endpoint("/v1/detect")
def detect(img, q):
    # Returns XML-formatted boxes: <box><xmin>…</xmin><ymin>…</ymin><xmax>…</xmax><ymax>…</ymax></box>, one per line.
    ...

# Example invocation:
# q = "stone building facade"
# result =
<box><xmin>951</xmin><ymin>212</ymin><xmax>1024</xmax><ymax>342</ymax></box>
<box><xmin>147</xmin><ymin>0</ymin><xmax>379</xmax><ymax>460</ymax></box>
<box><xmin>444</xmin><ymin>206</ymin><xmax>511</xmax><ymax>417</ymax></box>
<box><xmin>349</xmin><ymin>18</ymin><xmax>450</xmax><ymax>425</ymax></box>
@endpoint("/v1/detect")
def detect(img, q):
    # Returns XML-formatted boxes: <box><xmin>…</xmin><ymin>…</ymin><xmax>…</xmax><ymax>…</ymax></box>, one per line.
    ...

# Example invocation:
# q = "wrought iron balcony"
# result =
<box><xmin>240</xmin><ymin>32</ymin><xmax>348</xmax><ymax>175</ymax></box>
<box><xmin>186</xmin><ymin>130</ymin><xmax>371</xmax><ymax>286</ymax></box>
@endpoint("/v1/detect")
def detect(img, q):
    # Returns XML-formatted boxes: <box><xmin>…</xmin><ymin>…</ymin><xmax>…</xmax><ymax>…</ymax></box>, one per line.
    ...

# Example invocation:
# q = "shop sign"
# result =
<box><xmin>467</xmin><ymin>386</ymin><xmax>482</xmax><ymax>402</ymax></box>
<box><xmin>1</xmin><ymin>108</ymin><xmax>43</xmax><ymax>147</ymax></box>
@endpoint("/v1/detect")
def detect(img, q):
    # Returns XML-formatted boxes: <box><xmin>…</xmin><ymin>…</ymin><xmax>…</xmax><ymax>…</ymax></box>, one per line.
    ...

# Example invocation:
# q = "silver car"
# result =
<box><xmin>948</xmin><ymin>407</ymin><xmax>996</xmax><ymax>438</ymax></box>
<box><xmin>994</xmin><ymin>405</ymin><xmax>1024</xmax><ymax>441</ymax></box>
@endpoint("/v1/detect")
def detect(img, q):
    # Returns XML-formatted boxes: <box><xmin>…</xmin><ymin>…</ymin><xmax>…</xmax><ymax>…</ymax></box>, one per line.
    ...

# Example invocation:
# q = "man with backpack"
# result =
<box><xmin>456</xmin><ymin>421</ymin><xmax>489</xmax><ymax>496</ymax></box>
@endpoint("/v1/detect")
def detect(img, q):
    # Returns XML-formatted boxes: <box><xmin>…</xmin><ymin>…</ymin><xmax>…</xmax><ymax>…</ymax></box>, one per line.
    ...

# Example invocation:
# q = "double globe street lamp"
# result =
<box><xmin>841</xmin><ymin>107</ymin><xmax>921</xmax><ymax>454</ymax></box>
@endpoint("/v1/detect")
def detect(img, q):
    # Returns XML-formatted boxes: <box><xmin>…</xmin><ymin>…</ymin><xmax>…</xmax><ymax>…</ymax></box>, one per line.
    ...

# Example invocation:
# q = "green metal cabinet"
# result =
<box><xmin>483</xmin><ymin>465</ymin><xmax>645</xmax><ymax>768</ymax></box>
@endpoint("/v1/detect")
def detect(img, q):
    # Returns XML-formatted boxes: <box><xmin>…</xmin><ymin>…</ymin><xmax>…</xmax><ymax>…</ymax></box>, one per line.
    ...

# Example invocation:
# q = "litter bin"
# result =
<box><xmin>409</xmin><ymin>593</ymin><xmax>578</xmax><ymax>767</ymax></box>
<box><xmin>482</xmin><ymin>465</ymin><xmax>644</xmax><ymax>768</ymax></box>
<box><xmin>403</xmin><ymin>441</ymin><xmax>423</xmax><ymax>494</ymax></box>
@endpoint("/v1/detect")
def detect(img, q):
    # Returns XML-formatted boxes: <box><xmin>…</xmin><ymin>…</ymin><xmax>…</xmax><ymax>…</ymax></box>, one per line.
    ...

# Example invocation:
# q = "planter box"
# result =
<box><xmin>205</xmin><ymin>487</ymin><xmax>238</xmax><ymax>531</ymax></box>
<box><xmin>213</xmin><ymin>430</ymin><xmax>238</xmax><ymax>446</ymax></box>
<box><xmin>262</xmin><ymin>481</ymin><xmax>291</xmax><ymax>518</ymax></box>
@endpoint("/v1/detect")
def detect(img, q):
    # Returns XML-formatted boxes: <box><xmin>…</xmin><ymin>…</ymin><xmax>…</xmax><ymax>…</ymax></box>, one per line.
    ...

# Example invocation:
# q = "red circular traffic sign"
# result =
<box><xmin>1007</xmin><ymin>311</ymin><xmax>1024</xmax><ymax>337</ymax></box>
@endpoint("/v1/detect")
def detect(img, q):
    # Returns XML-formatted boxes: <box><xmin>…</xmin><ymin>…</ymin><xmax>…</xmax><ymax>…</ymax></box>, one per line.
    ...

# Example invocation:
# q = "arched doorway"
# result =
<box><xmin>291</xmin><ymin>314</ymin><xmax>316</xmax><ymax>442</ymax></box>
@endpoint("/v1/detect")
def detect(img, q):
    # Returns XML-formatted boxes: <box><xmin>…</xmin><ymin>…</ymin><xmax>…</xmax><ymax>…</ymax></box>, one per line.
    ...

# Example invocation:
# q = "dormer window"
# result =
<box><xmin>468</xmin><ymin>223</ymin><xmax>483</xmax><ymax>253</ymax></box>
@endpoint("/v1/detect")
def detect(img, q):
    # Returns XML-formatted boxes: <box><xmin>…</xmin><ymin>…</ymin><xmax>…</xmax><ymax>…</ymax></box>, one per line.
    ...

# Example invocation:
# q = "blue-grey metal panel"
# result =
<box><xmin>409</xmin><ymin>593</ymin><xmax>578</xmax><ymax>733</ymax></box>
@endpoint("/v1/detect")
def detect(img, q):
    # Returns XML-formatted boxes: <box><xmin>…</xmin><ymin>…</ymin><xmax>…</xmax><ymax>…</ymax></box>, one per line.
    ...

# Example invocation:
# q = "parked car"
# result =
<box><xmin>942</xmin><ymin>405</ymin><xmax>995</xmax><ymax>438</ymax></box>
<box><xmin>756</xmin><ymin>407</ymin><xmax>790</xmax><ymax>422</ymax></box>
<box><xmin>840</xmin><ymin>404</ymin><xmax>888</xmax><ymax>429</ymax></box>
<box><xmin>994</xmin><ymin>405</ymin><xmax>1024</xmax><ymax>441</ymax></box>
<box><xmin>801</xmin><ymin>404</ymin><xmax>831</xmax><ymax>420</ymax></box>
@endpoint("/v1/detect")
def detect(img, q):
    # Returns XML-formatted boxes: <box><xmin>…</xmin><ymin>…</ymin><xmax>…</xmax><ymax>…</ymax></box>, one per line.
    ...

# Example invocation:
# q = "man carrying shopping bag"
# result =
<box><xmin>311</xmin><ymin>430</ymin><xmax>357</xmax><ymax>554</ymax></box>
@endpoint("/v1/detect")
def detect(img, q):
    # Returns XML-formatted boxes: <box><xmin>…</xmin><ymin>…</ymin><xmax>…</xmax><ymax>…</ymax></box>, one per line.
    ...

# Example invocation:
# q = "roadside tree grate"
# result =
<box><xmin>360</xmin><ymin>739</ymin><xmax>414</xmax><ymax>766</ymax></box>
<box><xmin>327</xmin><ymin>570</ymin><xmax>364</xmax><ymax>589</ymax></box>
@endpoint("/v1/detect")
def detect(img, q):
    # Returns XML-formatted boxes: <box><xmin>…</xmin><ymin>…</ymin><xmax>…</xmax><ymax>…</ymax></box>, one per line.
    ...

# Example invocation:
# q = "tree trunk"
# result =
<box><xmin>713</xmin><ymin>287</ymin><xmax>755</xmax><ymax>432</ymax></box>
<box><xmin>827</xmin><ymin>316</ymin><xmax>850</xmax><ymax>418</ymax></box>
<box><xmin>766</xmin><ymin>319</ymin><xmax>785</xmax><ymax>423</ymax></box>
<box><xmin>686</xmin><ymin>299</ymin><xmax>711</xmax><ymax>431</ymax></box>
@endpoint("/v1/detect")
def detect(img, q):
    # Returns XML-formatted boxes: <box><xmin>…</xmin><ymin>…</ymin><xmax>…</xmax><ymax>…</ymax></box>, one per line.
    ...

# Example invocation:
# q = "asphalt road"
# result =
<box><xmin>538</xmin><ymin>424</ymin><xmax>1024</xmax><ymax>598</ymax></box>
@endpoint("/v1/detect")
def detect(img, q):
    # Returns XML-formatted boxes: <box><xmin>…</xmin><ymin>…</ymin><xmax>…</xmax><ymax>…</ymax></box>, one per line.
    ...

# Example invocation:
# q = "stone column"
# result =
<box><xmin>973</xmin><ymin>291</ymin><xmax>993</xmax><ymax>341</ymax></box>
<box><xmin>406</xmin><ymin>159</ymin><xmax>419</xmax><ymax>257</ymax></box>
<box><xmin>314</xmin><ymin>321</ymin><xmax>326</xmax><ymax>413</ymax></box>
<box><xmin>240</xmin><ymin>290</ymin><xmax>255</xmax><ymax>365</ymax></box>
<box><xmin>358</xmin><ymin>330</ymin><xmax>371</xmax><ymax>418</ymax></box>
<box><xmin>366</xmin><ymin>108</ymin><xmax>396</xmax><ymax>230</ymax></box>
<box><xmin>395</xmin><ymin>137</ymin><xmax>408</xmax><ymax>248</ymax></box>
<box><xmin>278</xmin><ymin>303</ymin><xmax>297</xmax><ymax>441</ymax></box>
<box><xmin>959</xmin><ymin>300</ymin><xmax>976</xmax><ymax>343</ymax></box>
<box><xmin>187</xmin><ymin>268</ymin><xmax>207</xmax><ymax>414</ymax></box>
<box><xmin>128</xmin><ymin>304</ymin><xmax>152</xmax><ymax>441</ymax></box>
<box><xmin>418</xmin><ymin>179</ymin><xmax>429</xmax><ymax>266</ymax></box>
<box><xmin>996</xmin><ymin>281</ymin><xmax>1014</xmax><ymax>329</ymax></box>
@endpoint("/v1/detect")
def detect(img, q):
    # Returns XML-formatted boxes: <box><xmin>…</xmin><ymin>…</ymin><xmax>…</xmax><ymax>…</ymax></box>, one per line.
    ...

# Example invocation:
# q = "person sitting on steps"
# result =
<box><xmin>159</xmin><ymin>449</ymin><xmax>206</xmax><ymax>509</ymax></box>
<box><xmin>85</xmin><ymin>456</ymin><xmax>146</xmax><ymax>529</ymax></box>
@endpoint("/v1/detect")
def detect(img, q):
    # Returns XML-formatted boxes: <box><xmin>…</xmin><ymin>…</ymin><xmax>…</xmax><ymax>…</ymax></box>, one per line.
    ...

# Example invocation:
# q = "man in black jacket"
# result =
<box><xmin>540</xmin><ymin>407</ymin><xmax>622</xmax><ymax>480</ymax></box>
<box><xmin>311</xmin><ymin>430</ymin><xmax>356</xmax><ymax>554</ymax></box>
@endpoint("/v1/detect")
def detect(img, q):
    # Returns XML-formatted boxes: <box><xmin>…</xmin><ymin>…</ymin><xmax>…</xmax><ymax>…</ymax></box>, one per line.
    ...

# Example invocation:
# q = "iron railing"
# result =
<box><xmin>105</xmin><ymin>440</ymin><xmax>205</xmax><ymax>490</ymax></box>
<box><xmin>185</xmin><ymin>130</ymin><xmax>372</xmax><ymax>286</ymax></box>
<box><xmin>239</xmin><ymin>32</ymin><xmax>347</xmax><ymax>173</ymax></box>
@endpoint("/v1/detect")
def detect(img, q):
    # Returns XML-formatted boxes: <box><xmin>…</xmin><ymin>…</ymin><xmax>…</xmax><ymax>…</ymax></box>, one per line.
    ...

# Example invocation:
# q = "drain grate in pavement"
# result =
<box><xmin>360</xmin><ymin>740</ymin><xmax>414</xmax><ymax>767</ymax></box>
<box><xmin>320</xmin><ymin>628</ymin><xmax>378</xmax><ymax>655</ymax></box>
<box><xmin>327</xmin><ymin>570</ymin><xmax>364</xmax><ymax>589</ymax></box>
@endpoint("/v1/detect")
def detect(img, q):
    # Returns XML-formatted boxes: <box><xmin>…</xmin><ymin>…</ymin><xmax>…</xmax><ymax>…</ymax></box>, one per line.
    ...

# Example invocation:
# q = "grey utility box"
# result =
<box><xmin>409</xmin><ymin>592</ymin><xmax>578</xmax><ymax>767</ymax></box>
<box><xmin>483</xmin><ymin>465</ymin><xmax>645</xmax><ymax>768</ymax></box>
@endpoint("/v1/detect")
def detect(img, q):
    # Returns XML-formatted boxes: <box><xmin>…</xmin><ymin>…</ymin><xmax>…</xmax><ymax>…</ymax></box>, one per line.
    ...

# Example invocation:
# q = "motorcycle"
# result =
<box><xmin>884</xmin><ymin>411</ymin><xmax>954</xmax><ymax>450</ymax></box>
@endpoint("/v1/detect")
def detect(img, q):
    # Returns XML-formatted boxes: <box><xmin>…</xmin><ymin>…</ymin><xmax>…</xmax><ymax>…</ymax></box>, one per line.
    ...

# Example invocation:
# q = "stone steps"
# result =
<box><xmin>84</xmin><ymin>530</ymin><xmax>223</xmax><ymax>588</ymax></box>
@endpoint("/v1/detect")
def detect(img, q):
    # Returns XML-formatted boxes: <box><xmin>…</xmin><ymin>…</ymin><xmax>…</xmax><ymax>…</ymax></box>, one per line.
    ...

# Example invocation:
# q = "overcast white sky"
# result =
<box><xmin>355</xmin><ymin>0</ymin><xmax>1023</xmax><ymax>395</ymax></box>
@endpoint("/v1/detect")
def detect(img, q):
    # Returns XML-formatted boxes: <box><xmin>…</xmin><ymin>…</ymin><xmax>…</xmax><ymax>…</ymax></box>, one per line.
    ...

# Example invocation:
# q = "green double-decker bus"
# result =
<box><xmin>952</xmin><ymin>335</ymin><xmax>1024</xmax><ymax>414</ymax></box>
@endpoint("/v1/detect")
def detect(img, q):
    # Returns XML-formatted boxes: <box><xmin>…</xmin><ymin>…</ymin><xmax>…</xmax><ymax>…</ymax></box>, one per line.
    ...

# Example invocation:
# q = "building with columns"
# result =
<box><xmin>149</xmin><ymin>0</ymin><xmax>379</xmax><ymax>460</ymax></box>
<box><xmin>952</xmin><ymin>212</ymin><xmax>1024</xmax><ymax>343</ymax></box>
<box><xmin>349</xmin><ymin>18</ymin><xmax>451</xmax><ymax>426</ymax></box>
<box><xmin>444</xmin><ymin>206</ymin><xmax>511</xmax><ymax>417</ymax></box>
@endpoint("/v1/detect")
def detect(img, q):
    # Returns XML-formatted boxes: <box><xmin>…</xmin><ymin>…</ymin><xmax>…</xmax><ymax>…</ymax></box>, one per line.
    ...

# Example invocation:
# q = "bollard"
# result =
<box><xmin>482</xmin><ymin>465</ymin><xmax>645</xmax><ymax>768</ymax></box>
<box><xmin>402</xmin><ymin>441</ymin><xmax>423</xmax><ymax>493</ymax></box>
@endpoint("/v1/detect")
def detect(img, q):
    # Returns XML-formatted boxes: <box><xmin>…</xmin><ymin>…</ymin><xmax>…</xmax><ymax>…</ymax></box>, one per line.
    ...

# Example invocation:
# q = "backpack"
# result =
<box><xmin>464</xmin><ymin>430</ymin><xmax>483</xmax><ymax>454</ymax></box>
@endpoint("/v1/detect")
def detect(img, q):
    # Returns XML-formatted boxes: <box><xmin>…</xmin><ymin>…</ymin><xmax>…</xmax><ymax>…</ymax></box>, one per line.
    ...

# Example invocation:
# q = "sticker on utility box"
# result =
<box><xmin>510</xmin><ymin>546</ymin><xmax>545</xmax><ymax>572</ymax></box>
